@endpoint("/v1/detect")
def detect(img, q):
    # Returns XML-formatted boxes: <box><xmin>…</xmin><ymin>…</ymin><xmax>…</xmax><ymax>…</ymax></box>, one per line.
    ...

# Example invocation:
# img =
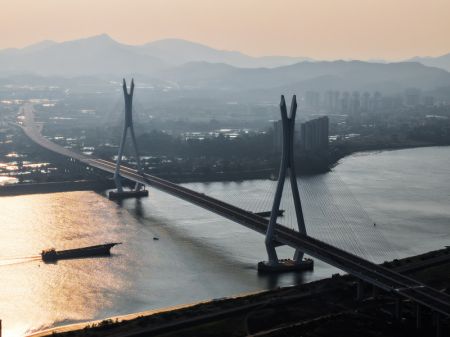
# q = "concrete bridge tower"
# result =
<box><xmin>258</xmin><ymin>95</ymin><xmax>313</xmax><ymax>272</ymax></box>
<box><xmin>109</xmin><ymin>79</ymin><xmax>149</xmax><ymax>200</ymax></box>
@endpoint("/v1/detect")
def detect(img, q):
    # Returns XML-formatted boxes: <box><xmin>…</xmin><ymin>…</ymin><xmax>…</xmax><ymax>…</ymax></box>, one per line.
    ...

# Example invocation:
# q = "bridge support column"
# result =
<box><xmin>109</xmin><ymin>79</ymin><xmax>148</xmax><ymax>200</ymax></box>
<box><xmin>356</xmin><ymin>280</ymin><xmax>364</xmax><ymax>301</ymax></box>
<box><xmin>434</xmin><ymin>312</ymin><xmax>441</xmax><ymax>337</ymax></box>
<box><xmin>416</xmin><ymin>304</ymin><xmax>422</xmax><ymax>329</ymax></box>
<box><xmin>372</xmin><ymin>285</ymin><xmax>379</xmax><ymax>298</ymax></box>
<box><xmin>394</xmin><ymin>297</ymin><xmax>403</xmax><ymax>321</ymax></box>
<box><xmin>258</xmin><ymin>95</ymin><xmax>313</xmax><ymax>273</ymax></box>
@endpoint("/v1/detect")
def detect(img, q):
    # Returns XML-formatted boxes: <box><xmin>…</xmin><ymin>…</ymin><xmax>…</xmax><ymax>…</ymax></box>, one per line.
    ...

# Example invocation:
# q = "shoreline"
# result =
<box><xmin>129</xmin><ymin>142</ymin><xmax>450</xmax><ymax>183</ymax></box>
<box><xmin>93</xmin><ymin>143</ymin><xmax>450</xmax><ymax>182</ymax></box>
<box><xmin>329</xmin><ymin>141</ymin><xmax>440</xmax><ymax>169</ymax></box>
<box><xmin>0</xmin><ymin>180</ymin><xmax>115</xmax><ymax>196</ymax></box>
<box><xmin>1</xmin><ymin>144</ymin><xmax>448</xmax><ymax>197</ymax></box>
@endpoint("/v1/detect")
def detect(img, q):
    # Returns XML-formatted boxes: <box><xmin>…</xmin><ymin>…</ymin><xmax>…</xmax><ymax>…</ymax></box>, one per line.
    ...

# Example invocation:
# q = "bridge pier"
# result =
<box><xmin>416</xmin><ymin>304</ymin><xmax>422</xmax><ymax>329</ymax></box>
<box><xmin>394</xmin><ymin>297</ymin><xmax>403</xmax><ymax>320</ymax></box>
<box><xmin>109</xmin><ymin>79</ymin><xmax>148</xmax><ymax>200</ymax></box>
<box><xmin>258</xmin><ymin>95</ymin><xmax>313</xmax><ymax>273</ymax></box>
<box><xmin>356</xmin><ymin>280</ymin><xmax>365</xmax><ymax>301</ymax></box>
<box><xmin>372</xmin><ymin>285</ymin><xmax>379</xmax><ymax>298</ymax></box>
<box><xmin>434</xmin><ymin>312</ymin><xmax>442</xmax><ymax>337</ymax></box>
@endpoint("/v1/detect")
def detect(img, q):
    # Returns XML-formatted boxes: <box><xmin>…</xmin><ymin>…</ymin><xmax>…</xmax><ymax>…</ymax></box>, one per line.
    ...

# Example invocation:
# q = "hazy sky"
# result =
<box><xmin>1</xmin><ymin>0</ymin><xmax>449</xmax><ymax>59</ymax></box>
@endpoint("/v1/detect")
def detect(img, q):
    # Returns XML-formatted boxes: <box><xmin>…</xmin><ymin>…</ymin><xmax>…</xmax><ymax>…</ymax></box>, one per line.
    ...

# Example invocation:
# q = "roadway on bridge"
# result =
<box><xmin>19</xmin><ymin>104</ymin><xmax>450</xmax><ymax>317</ymax></box>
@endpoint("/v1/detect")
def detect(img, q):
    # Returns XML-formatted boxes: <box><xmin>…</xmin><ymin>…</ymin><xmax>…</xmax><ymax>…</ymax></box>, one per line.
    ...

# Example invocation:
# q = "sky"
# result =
<box><xmin>0</xmin><ymin>0</ymin><xmax>449</xmax><ymax>60</ymax></box>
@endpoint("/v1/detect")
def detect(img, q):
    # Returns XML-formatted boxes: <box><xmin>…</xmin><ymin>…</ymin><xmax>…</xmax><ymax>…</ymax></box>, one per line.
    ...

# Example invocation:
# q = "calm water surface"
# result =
<box><xmin>0</xmin><ymin>146</ymin><xmax>449</xmax><ymax>337</ymax></box>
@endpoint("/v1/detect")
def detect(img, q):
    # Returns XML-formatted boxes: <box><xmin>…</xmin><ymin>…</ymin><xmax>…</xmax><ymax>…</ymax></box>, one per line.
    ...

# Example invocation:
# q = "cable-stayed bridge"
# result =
<box><xmin>18</xmin><ymin>81</ymin><xmax>450</xmax><ymax>328</ymax></box>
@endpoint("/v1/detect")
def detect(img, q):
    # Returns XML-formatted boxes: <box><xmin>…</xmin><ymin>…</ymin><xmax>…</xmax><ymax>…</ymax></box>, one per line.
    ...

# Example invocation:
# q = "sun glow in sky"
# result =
<box><xmin>0</xmin><ymin>0</ymin><xmax>449</xmax><ymax>59</ymax></box>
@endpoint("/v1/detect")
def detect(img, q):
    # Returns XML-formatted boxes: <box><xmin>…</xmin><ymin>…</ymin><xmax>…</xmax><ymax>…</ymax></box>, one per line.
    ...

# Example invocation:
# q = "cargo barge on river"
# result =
<box><xmin>41</xmin><ymin>243</ymin><xmax>121</xmax><ymax>262</ymax></box>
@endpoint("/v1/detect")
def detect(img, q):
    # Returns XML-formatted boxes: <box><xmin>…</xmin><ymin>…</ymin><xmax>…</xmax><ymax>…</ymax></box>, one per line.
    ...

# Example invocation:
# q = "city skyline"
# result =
<box><xmin>1</xmin><ymin>0</ymin><xmax>449</xmax><ymax>60</ymax></box>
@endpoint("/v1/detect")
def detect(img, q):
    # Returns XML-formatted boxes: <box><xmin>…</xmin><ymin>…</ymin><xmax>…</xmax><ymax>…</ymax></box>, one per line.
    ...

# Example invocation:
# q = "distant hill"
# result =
<box><xmin>161</xmin><ymin>60</ymin><xmax>450</xmax><ymax>93</ymax></box>
<box><xmin>137</xmin><ymin>38</ymin><xmax>312</xmax><ymax>68</ymax></box>
<box><xmin>408</xmin><ymin>53</ymin><xmax>450</xmax><ymax>72</ymax></box>
<box><xmin>0</xmin><ymin>34</ymin><xmax>166</xmax><ymax>77</ymax></box>
<box><xmin>0</xmin><ymin>35</ymin><xmax>311</xmax><ymax>76</ymax></box>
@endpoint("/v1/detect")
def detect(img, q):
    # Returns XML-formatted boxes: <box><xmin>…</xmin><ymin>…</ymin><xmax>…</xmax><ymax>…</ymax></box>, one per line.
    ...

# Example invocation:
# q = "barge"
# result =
<box><xmin>41</xmin><ymin>242</ymin><xmax>121</xmax><ymax>262</ymax></box>
<box><xmin>258</xmin><ymin>258</ymin><xmax>314</xmax><ymax>273</ymax></box>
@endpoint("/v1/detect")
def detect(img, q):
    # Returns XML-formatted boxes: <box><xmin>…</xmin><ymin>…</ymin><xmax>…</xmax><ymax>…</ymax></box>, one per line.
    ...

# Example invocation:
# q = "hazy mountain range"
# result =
<box><xmin>408</xmin><ymin>53</ymin><xmax>450</xmax><ymax>73</ymax></box>
<box><xmin>162</xmin><ymin>60</ymin><xmax>450</xmax><ymax>92</ymax></box>
<box><xmin>1</xmin><ymin>34</ymin><xmax>450</xmax><ymax>95</ymax></box>
<box><xmin>0</xmin><ymin>34</ymin><xmax>311</xmax><ymax>76</ymax></box>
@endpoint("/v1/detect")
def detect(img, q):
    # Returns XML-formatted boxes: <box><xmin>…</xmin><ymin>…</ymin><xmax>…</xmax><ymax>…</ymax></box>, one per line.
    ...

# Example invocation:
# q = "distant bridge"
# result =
<box><xmin>18</xmin><ymin>83</ymin><xmax>450</xmax><ymax>329</ymax></box>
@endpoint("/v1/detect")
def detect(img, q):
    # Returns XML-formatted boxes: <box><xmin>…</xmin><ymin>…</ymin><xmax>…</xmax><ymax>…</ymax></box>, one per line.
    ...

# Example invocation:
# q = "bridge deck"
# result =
<box><xmin>20</xmin><ymin>103</ymin><xmax>450</xmax><ymax>317</ymax></box>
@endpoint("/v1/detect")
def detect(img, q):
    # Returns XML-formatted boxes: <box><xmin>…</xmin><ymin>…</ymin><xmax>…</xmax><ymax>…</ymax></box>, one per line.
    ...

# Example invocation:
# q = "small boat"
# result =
<box><xmin>41</xmin><ymin>242</ymin><xmax>121</xmax><ymax>262</ymax></box>
<box><xmin>269</xmin><ymin>173</ymin><xmax>278</xmax><ymax>181</ymax></box>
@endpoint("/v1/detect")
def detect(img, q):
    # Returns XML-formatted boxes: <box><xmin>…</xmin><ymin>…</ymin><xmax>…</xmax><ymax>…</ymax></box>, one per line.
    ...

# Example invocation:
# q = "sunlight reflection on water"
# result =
<box><xmin>0</xmin><ymin>146</ymin><xmax>449</xmax><ymax>336</ymax></box>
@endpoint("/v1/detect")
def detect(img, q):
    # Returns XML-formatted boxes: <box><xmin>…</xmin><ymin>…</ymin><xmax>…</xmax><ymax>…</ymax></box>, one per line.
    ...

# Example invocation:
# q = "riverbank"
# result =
<box><xmin>0</xmin><ymin>143</ymin><xmax>440</xmax><ymax>196</ymax></box>
<box><xmin>29</xmin><ymin>247</ymin><xmax>450</xmax><ymax>337</ymax></box>
<box><xmin>8</xmin><ymin>110</ymin><xmax>448</xmax><ymax>185</ymax></box>
<box><xmin>329</xmin><ymin>138</ymin><xmax>437</xmax><ymax>169</ymax></box>
<box><xmin>152</xmin><ymin>141</ymin><xmax>440</xmax><ymax>183</ymax></box>
<box><xmin>0</xmin><ymin>180</ymin><xmax>115</xmax><ymax>196</ymax></box>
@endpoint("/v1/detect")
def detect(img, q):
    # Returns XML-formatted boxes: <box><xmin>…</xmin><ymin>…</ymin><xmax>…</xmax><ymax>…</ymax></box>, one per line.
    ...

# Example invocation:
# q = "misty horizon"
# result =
<box><xmin>2</xmin><ymin>33</ymin><xmax>449</xmax><ymax>63</ymax></box>
<box><xmin>1</xmin><ymin>0</ymin><xmax>449</xmax><ymax>61</ymax></box>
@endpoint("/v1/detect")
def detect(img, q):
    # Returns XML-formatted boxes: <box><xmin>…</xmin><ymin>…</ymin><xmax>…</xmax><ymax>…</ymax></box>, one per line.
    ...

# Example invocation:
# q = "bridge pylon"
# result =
<box><xmin>109</xmin><ymin>79</ymin><xmax>148</xmax><ymax>200</ymax></box>
<box><xmin>258</xmin><ymin>95</ymin><xmax>313</xmax><ymax>273</ymax></box>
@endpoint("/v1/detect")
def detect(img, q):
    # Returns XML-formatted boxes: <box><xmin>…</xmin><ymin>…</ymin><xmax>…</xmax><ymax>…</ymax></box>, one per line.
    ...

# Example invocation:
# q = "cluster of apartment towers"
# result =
<box><xmin>304</xmin><ymin>88</ymin><xmax>434</xmax><ymax>114</ymax></box>
<box><xmin>271</xmin><ymin>87</ymin><xmax>437</xmax><ymax>154</ymax></box>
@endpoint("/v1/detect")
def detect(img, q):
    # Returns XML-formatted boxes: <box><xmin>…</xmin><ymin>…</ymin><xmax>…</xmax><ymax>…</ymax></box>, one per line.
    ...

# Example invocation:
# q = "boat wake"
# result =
<box><xmin>0</xmin><ymin>255</ymin><xmax>41</xmax><ymax>266</ymax></box>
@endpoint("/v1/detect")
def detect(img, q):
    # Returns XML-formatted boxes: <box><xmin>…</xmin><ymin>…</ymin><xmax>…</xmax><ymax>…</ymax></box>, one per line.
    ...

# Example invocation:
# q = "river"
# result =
<box><xmin>0</xmin><ymin>146</ymin><xmax>449</xmax><ymax>337</ymax></box>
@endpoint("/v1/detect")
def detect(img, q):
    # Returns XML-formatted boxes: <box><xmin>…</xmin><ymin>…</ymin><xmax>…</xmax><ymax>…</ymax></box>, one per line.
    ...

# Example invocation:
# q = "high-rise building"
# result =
<box><xmin>273</xmin><ymin>116</ymin><xmax>329</xmax><ymax>153</ymax></box>
<box><xmin>332</xmin><ymin>91</ymin><xmax>340</xmax><ymax>112</ymax></box>
<box><xmin>341</xmin><ymin>92</ymin><xmax>350</xmax><ymax>113</ymax></box>
<box><xmin>272</xmin><ymin>120</ymin><xmax>283</xmax><ymax>152</ymax></box>
<box><xmin>373</xmin><ymin>91</ymin><xmax>382</xmax><ymax>111</ymax></box>
<box><xmin>305</xmin><ymin>91</ymin><xmax>320</xmax><ymax>110</ymax></box>
<box><xmin>350</xmin><ymin>91</ymin><xmax>361</xmax><ymax>114</ymax></box>
<box><xmin>423</xmin><ymin>95</ymin><xmax>435</xmax><ymax>106</ymax></box>
<box><xmin>324</xmin><ymin>90</ymin><xmax>333</xmax><ymax>112</ymax></box>
<box><xmin>404</xmin><ymin>88</ymin><xmax>421</xmax><ymax>107</ymax></box>
<box><xmin>299</xmin><ymin>116</ymin><xmax>329</xmax><ymax>151</ymax></box>
<box><xmin>361</xmin><ymin>92</ymin><xmax>370</xmax><ymax>111</ymax></box>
